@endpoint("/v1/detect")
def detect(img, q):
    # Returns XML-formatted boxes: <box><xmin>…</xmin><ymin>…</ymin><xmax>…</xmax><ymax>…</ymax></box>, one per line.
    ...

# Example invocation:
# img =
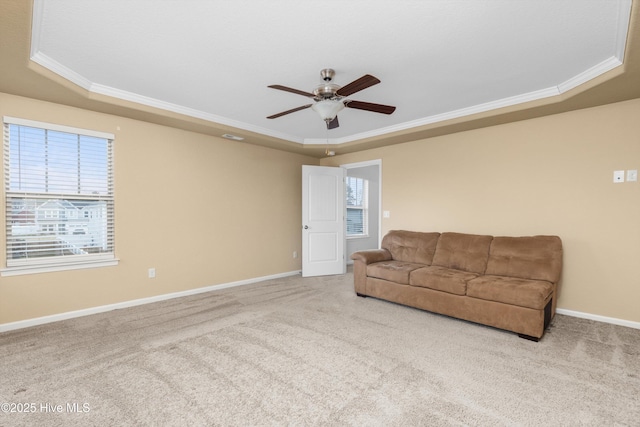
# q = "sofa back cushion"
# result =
<box><xmin>432</xmin><ymin>232</ymin><xmax>493</xmax><ymax>274</ymax></box>
<box><xmin>485</xmin><ymin>235</ymin><xmax>563</xmax><ymax>283</ymax></box>
<box><xmin>381</xmin><ymin>230</ymin><xmax>440</xmax><ymax>265</ymax></box>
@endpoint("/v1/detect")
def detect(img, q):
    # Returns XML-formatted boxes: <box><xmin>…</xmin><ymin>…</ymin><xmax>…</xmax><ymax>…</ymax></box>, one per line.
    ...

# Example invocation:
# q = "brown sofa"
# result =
<box><xmin>351</xmin><ymin>231</ymin><xmax>563</xmax><ymax>341</ymax></box>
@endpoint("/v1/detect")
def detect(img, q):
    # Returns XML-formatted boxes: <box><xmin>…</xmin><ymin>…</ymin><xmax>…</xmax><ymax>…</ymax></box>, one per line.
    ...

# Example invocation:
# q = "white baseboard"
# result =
<box><xmin>0</xmin><ymin>270</ymin><xmax>301</xmax><ymax>333</ymax></box>
<box><xmin>556</xmin><ymin>308</ymin><xmax>640</xmax><ymax>330</ymax></box>
<box><xmin>3</xmin><ymin>274</ymin><xmax>639</xmax><ymax>334</ymax></box>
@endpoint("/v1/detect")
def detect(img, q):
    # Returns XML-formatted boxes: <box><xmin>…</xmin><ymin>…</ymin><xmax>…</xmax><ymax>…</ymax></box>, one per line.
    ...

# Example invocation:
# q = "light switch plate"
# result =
<box><xmin>613</xmin><ymin>170</ymin><xmax>625</xmax><ymax>183</ymax></box>
<box><xmin>627</xmin><ymin>170</ymin><xmax>638</xmax><ymax>182</ymax></box>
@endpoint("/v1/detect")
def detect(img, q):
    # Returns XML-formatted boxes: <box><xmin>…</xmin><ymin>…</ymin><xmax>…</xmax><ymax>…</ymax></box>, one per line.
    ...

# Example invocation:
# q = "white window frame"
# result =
<box><xmin>2</xmin><ymin>116</ymin><xmax>118</xmax><ymax>276</ymax></box>
<box><xmin>346</xmin><ymin>176</ymin><xmax>369</xmax><ymax>238</ymax></box>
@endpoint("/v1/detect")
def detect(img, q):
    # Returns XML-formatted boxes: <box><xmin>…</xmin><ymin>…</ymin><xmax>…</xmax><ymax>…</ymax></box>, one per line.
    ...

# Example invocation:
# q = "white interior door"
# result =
<box><xmin>302</xmin><ymin>165</ymin><xmax>346</xmax><ymax>277</ymax></box>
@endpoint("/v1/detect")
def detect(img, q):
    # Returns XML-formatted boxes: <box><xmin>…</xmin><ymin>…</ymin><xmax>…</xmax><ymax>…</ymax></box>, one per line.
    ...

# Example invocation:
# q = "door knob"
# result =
<box><xmin>304</xmin><ymin>225</ymin><xmax>309</xmax><ymax>229</ymax></box>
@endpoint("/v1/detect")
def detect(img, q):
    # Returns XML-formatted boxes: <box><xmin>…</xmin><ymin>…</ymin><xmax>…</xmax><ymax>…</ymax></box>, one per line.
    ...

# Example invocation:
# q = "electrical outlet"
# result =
<box><xmin>148</xmin><ymin>268</ymin><xmax>156</xmax><ymax>278</ymax></box>
<box><xmin>293</xmin><ymin>251</ymin><xmax>298</xmax><ymax>259</ymax></box>
<box><xmin>613</xmin><ymin>170</ymin><xmax>625</xmax><ymax>183</ymax></box>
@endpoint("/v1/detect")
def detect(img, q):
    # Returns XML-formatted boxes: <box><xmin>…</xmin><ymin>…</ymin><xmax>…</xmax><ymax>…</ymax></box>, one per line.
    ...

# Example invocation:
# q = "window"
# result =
<box><xmin>2</xmin><ymin>117</ymin><xmax>117</xmax><ymax>276</ymax></box>
<box><xmin>346</xmin><ymin>176</ymin><xmax>368</xmax><ymax>237</ymax></box>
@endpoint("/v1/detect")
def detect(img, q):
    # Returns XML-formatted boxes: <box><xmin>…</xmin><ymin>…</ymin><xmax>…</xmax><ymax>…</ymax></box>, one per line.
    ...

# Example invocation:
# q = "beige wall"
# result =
<box><xmin>2</xmin><ymin>92</ymin><xmax>640</xmax><ymax>326</ymax></box>
<box><xmin>323</xmin><ymin>98</ymin><xmax>640</xmax><ymax>323</ymax></box>
<box><xmin>0</xmin><ymin>92</ymin><xmax>317</xmax><ymax>325</ymax></box>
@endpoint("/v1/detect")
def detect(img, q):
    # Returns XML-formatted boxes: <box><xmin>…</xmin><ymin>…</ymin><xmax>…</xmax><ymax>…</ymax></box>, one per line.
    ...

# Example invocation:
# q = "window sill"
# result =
<box><xmin>1</xmin><ymin>258</ymin><xmax>119</xmax><ymax>277</ymax></box>
<box><xmin>347</xmin><ymin>235</ymin><xmax>370</xmax><ymax>240</ymax></box>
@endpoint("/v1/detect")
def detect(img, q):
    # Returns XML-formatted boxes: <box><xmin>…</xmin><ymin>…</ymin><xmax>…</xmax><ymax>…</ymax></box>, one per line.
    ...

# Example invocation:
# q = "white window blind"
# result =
<box><xmin>346</xmin><ymin>176</ymin><xmax>368</xmax><ymax>237</ymax></box>
<box><xmin>3</xmin><ymin>117</ymin><xmax>116</xmax><ymax>274</ymax></box>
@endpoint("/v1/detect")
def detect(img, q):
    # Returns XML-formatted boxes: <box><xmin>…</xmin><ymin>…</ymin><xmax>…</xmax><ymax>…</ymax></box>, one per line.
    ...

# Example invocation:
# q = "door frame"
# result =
<box><xmin>341</xmin><ymin>159</ymin><xmax>383</xmax><ymax>248</ymax></box>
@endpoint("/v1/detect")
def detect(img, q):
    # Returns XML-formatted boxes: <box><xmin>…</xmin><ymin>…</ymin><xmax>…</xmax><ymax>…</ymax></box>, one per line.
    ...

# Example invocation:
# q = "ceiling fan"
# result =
<box><xmin>267</xmin><ymin>69</ymin><xmax>396</xmax><ymax>129</ymax></box>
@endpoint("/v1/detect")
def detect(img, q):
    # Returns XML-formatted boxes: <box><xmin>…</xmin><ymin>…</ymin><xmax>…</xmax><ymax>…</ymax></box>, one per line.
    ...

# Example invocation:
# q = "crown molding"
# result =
<box><xmin>615</xmin><ymin>0</ymin><xmax>633</xmax><ymax>60</ymax></box>
<box><xmin>557</xmin><ymin>57</ymin><xmax>622</xmax><ymax>94</ymax></box>
<box><xmin>306</xmin><ymin>56</ymin><xmax>624</xmax><ymax>146</ymax></box>
<box><xmin>30</xmin><ymin>51</ymin><xmax>93</xmax><ymax>91</ymax></box>
<box><xmin>28</xmin><ymin>51</ymin><xmax>304</xmax><ymax>144</ymax></box>
<box><xmin>28</xmin><ymin>50</ymin><xmax>625</xmax><ymax>148</ymax></box>
<box><xmin>89</xmin><ymin>83</ymin><xmax>303</xmax><ymax>143</ymax></box>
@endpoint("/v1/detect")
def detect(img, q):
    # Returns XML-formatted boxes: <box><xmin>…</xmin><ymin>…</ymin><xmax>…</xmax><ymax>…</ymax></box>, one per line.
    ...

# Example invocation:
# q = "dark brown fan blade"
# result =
<box><xmin>336</xmin><ymin>74</ymin><xmax>381</xmax><ymax>97</ymax></box>
<box><xmin>346</xmin><ymin>100</ymin><xmax>396</xmax><ymax>115</ymax></box>
<box><xmin>268</xmin><ymin>85</ymin><xmax>315</xmax><ymax>98</ymax></box>
<box><xmin>267</xmin><ymin>104</ymin><xmax>313</xmax><ymax>119</ymax></box>
<box><xmin>327</xmin><ymin>116</ymin><xmax>339</xmax><ymax>129</ymax></box>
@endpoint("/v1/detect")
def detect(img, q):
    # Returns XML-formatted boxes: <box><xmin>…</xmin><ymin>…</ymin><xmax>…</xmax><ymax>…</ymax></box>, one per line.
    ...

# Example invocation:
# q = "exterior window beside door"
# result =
<box><xmin>346</xmin><ymin>176</ymin><xmax>368</xmax><ymax>237</ymax></box>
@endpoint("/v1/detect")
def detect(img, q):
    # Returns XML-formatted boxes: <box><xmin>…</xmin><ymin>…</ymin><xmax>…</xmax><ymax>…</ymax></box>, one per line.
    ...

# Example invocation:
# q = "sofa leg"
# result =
<box><xmin>356</xmin><ymin>293</ymin><xmax>367</xmax><ymax>298</ymax></box>
<box><xmin>518</xmin><ymin>333</ymin><xmax>540</xmax><ymax>342</ymax></box>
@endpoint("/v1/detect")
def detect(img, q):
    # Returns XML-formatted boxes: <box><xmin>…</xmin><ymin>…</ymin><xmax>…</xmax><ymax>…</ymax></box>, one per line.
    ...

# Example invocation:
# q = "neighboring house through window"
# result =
<box><xmin>2</xmin><ymin>117</ymin><xmax>117</xmax><ymax>275</ymax></box>
<box><xmin>346</xmin><ymin>176</ymin><xmax>368</xmax><ymax>237</ymax></box>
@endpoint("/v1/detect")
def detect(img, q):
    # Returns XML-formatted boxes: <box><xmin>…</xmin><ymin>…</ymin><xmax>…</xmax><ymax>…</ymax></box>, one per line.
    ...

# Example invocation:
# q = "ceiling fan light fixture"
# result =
<box><xmin>267</xmin><ymin>70</ymin><xmax>394</xmax><ymax>129</ymax></box>
<box><xmin>311</xmin><ymin>99</ymin><xmax>345</xmax><ymax>122</ymax></box>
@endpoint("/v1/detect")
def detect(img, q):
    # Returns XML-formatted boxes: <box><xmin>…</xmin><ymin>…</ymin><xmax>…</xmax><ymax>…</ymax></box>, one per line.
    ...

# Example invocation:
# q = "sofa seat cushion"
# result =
<box><xmin>367</xmin><ymin>261</ymin><xmax>426</xmax><ymax>285</ymax></box>
<box><xmin>466</xmin><ymin>275</ymin><xmax>553</xmax><ymax>310</ymax></box>
<box><xmin>409</xmin><ymin>266</ymin><xmax>478</xmax><ymax>296</ymax></box>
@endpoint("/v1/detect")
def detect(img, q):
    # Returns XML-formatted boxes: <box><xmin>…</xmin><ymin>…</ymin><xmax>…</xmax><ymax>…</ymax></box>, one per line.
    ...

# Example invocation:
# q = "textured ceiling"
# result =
<box><xmin>30</xmin><ymin>0</ymin><xmax>631</xmax><ymax>146</ymax></box>
<box><xmin>1</xmin><ymin>1</ymin><xmax>639</xmax><ymax>157</ymax></box>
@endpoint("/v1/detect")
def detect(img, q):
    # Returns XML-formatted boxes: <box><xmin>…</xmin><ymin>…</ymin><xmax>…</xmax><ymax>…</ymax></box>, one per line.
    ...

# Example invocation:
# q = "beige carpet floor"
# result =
<box><xmin>1</xmin><ymin>270</ymin><xmax>639</xmax><ymax>426</ymax></box>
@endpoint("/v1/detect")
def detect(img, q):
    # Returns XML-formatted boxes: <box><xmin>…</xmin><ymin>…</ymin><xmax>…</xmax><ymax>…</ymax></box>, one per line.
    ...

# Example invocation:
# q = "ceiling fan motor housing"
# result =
<box><xmin>314</xmin><ymin>68</ymin><xmax>341</xmax><ymax>99</ymax></box>
<box><xmin>314</xmin><ymin>83</ymin><xmax>341</xmax><ymax>99</ymax></box>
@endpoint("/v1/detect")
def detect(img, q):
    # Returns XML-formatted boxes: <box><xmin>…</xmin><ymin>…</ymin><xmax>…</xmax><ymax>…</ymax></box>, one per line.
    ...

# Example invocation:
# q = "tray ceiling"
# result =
<box><xmin>29</xmin><ymin>0</ymin><xmax>632</xmax><ymax>149</ymax></box>
<box><xmin>0</xmin><ymin>0</ymin><xmax>640</xmax><ymax>157</ymax></box>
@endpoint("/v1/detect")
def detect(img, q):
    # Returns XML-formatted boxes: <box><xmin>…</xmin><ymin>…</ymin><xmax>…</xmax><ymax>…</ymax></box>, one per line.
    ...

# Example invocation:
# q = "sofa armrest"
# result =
<box><xmin>350</xmin><ymin>249</ymin><xmax>392</xmax><ymax>265</ymax></box>
<box><xmin>351</xmin><ymin>249</ymin><xmax>391</xmax><ymax>296</ymax></box>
